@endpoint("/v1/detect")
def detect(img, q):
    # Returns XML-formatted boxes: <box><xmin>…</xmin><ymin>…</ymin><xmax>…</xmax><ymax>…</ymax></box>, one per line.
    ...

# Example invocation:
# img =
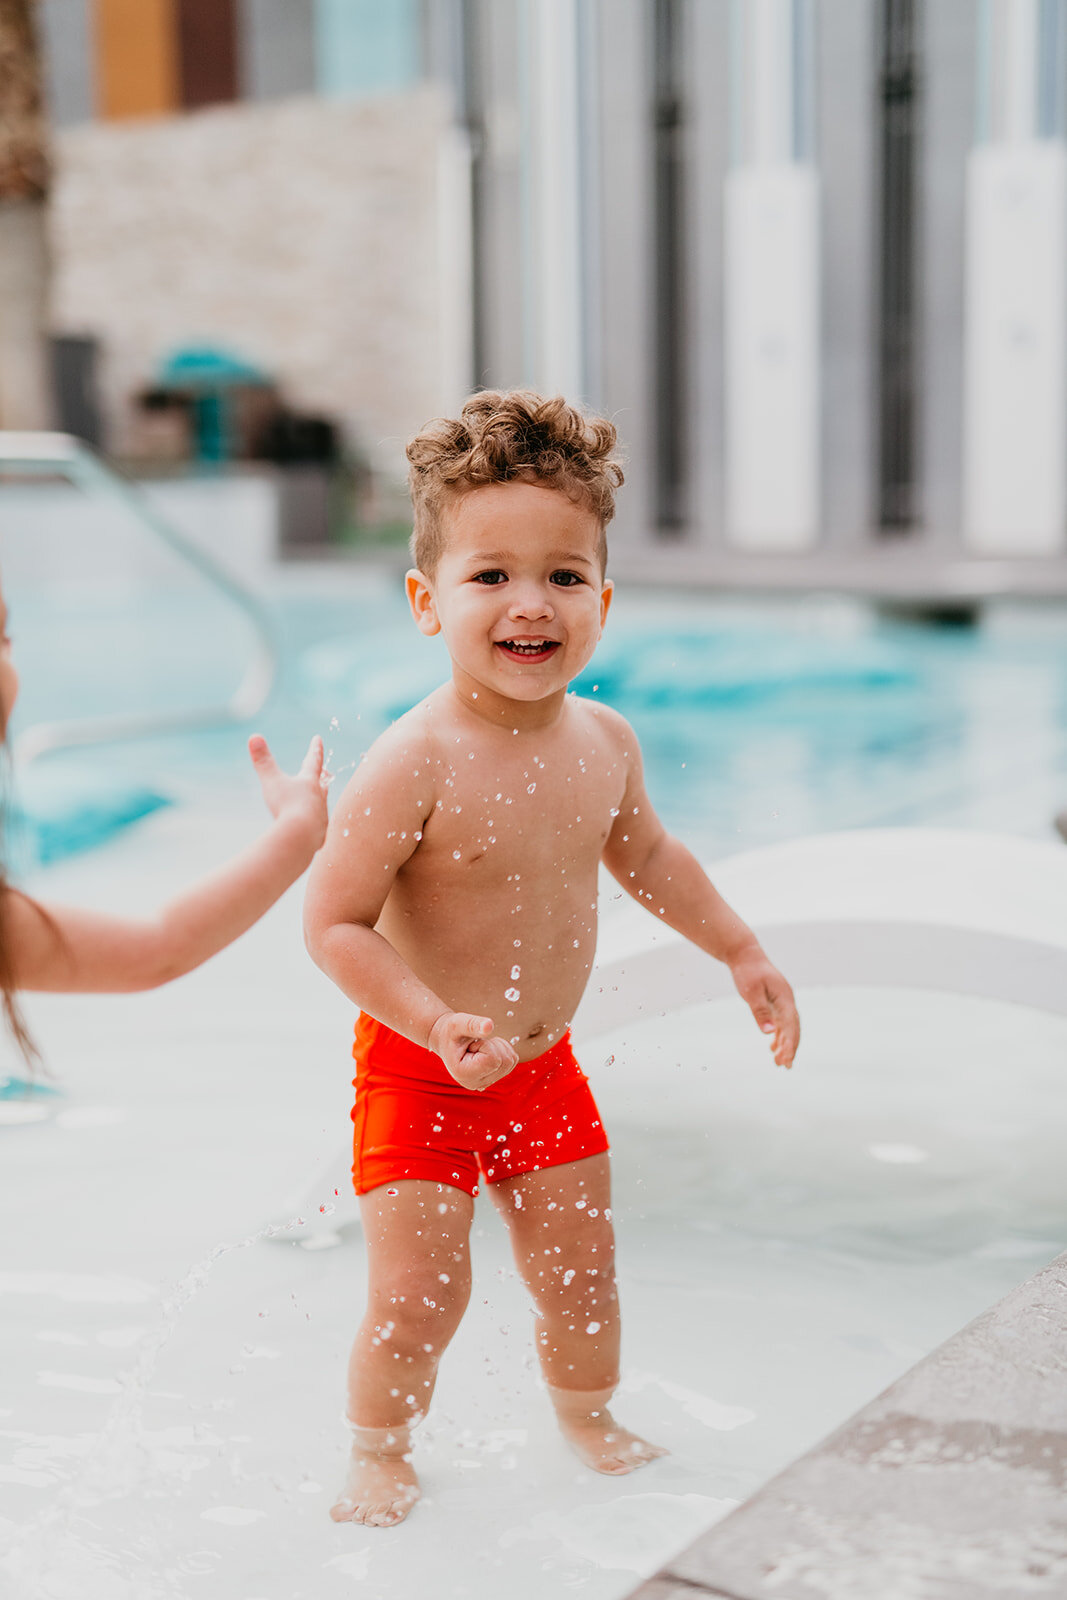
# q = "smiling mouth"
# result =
<box><xmin>495</xmin><ymin>639</ymin><xmax>561</xmax><ymax>661</ymax></box>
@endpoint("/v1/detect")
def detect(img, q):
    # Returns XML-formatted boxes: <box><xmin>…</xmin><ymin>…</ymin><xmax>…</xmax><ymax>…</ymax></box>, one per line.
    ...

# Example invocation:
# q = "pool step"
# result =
<box><xmin>625</xmin><ymin>1248</ymin><xmax>1067</xmax><ymax>1599</ymax></box>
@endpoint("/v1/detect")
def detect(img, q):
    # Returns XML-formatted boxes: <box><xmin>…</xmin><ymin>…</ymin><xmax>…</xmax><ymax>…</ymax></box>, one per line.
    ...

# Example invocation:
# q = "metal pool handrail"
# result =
<box><xmin>0</xmin><ymin>432</ymin><xmax>280</xmax><ymax>765</ymax></box>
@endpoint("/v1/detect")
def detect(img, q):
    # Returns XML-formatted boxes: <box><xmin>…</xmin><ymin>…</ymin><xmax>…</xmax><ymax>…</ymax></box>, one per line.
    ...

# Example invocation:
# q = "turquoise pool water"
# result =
<box><xmin>10</xmin><ymin>566</ymin><xmax>1067</xmax><ymax>862</ymax></box>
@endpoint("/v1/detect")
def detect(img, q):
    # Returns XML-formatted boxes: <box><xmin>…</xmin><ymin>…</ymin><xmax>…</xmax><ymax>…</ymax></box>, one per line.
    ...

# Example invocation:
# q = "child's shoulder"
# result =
<box><xmin>341</xmin><ymin>694</ymin><xmax>445</xmax><ymax>796</ymax></box>
<box><xmin>575</xmin><ymin>694</ymin><xmax>639</xmax><ymax>752</ymax></box>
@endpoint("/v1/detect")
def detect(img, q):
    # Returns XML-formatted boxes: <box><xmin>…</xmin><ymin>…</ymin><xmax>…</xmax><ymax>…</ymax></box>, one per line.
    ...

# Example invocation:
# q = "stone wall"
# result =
<box><xmin>47</xmin><ymin>84</ymin><xmax>456</xmax><ymax>494</ymax></box>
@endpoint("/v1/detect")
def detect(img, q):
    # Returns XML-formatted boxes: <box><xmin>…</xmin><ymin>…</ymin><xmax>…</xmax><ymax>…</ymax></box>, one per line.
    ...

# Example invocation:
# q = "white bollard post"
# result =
<box><xmin>724</xmin><ymin>0</ymin><xmax>820</xmax><ymax>550</ymax></box>
<box><xmin>962</xmin><ymin>0</ymin><xmax>1067</xmax><ymax>555</ymax></box>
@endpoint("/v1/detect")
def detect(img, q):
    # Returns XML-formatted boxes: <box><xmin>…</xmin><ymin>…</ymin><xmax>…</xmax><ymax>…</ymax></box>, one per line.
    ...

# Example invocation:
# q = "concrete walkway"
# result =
<box><xmin>626</xmin><ymin>1249</ymin><xmax>1067</xmax><ymax>1599</ymax></box>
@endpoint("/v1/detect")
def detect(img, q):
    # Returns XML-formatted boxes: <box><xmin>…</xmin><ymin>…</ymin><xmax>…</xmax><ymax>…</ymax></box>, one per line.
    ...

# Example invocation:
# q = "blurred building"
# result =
<box><xmin>21</xmin><ymin>1</ymin><xmax>1067</xmax><ymax>585</ymax></box>
<box><xmin>0</xmin><ymin>0</ymin><xmax>51</xmax><ymax>430</ymax></box>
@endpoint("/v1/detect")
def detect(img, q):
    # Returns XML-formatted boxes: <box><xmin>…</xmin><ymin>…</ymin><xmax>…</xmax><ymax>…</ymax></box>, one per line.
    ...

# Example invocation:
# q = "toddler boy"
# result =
<box><xmin>304</xmin><ymin>390</ymin><xmax>799</xmax><ymax>1527</ymax></box>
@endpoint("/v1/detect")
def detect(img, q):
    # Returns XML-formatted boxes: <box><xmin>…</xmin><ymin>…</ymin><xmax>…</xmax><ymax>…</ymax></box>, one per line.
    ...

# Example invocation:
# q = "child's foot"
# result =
<box><xmin>331</xmin><ymin>1424</ymin><xmax>420</xmax><ymax>1527</ymax></box>
<box><xmin>547</xmin><ymin>1385</ymin><xmax>669</xmax><ymax>1475</ymax></box>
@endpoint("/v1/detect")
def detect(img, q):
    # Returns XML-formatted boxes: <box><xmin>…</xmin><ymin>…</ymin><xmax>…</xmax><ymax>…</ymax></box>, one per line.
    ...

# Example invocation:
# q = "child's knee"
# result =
<box><xmin>369</xmin><ymin>1262</ymin><xmax>471</xmax><ymax>1344</ymax></box>
<box><xmin>532</xmin><ymin>1236</ymin><xmax>616</xmax><ymax>1301</ymax></box>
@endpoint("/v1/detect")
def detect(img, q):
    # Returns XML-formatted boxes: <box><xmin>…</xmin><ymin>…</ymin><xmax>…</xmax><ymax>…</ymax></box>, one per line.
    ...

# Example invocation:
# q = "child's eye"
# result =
<box><xmin>550</xmin><ymin>570</ymin><xmax>584</xmax><ymax>587</ymax></box>
<box><xmin>472</xmin><ymin>570</ymin><xmax>507</xmax><ymax>585</ymax></box>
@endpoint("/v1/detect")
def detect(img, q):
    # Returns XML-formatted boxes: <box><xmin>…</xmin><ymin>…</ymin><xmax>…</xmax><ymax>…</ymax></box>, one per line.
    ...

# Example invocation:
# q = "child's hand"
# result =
<box><xmin>428</xmin><ymin>1013</ymin><xmax>519</xmax><ymax>1091</ymax></box>
<box><xmin>248</xmin><ymin>733</ymin><xmax>330</xmax><ymax>853</ymax></box>
<box><xmin>730</xmin><ymin>949</ymin><xmax>800</xmax><ymax>1068</ymax></box>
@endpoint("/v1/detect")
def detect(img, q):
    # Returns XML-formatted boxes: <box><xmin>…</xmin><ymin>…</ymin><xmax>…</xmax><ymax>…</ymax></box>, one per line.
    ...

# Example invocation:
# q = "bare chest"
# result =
<box><xmin>416</xmin><ymin>733</ymin><xmax>626</xmax><ymax>885</ymax></box>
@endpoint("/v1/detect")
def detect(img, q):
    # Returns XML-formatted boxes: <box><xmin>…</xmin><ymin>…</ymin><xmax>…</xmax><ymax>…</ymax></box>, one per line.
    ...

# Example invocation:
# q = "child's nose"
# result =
<box><xmin>508</xmin><ymin>584</ymin><xmax>553</xmax><ymax>620</ymax></box>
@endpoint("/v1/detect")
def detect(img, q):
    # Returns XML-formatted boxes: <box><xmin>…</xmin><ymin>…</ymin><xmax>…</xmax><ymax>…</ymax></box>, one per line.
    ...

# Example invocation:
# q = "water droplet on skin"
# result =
<box><xmin>342</xmin><ymin>828</ymin><xmax>349</xmax><ymax>837</ymax></box>
<box><xmin>513</xmin><ymin>939</ymin><xmax>521</xmax><ymax>948</ymax></box>
<box><xmin>586</xmin><ymin>1321</ymin><xmax>601</xmax><ymax>1335</ymax></box>
<box><xmin>563</xmin><ymin>1269</ymin><xmax>575</xmax><ymax>1286</ymax></box>
<box><xmin>505</xmin><ymin>987</ymin><xmax>520</xmax><ymax>1002</ymax></box>
<box><xmin>572</xmin><ymin>939</ymin><xmax>580</xmax><ymax>948</ymax></box>
<box><xmin>510</xmin><ymin>964</ymin><xmax>521</xmax><ymax>980</ymax></box>
<box><xmin>453</xmin><ymin>850</ymin><xmax>463</xmax><ymax>860</ymax></box>
<box><xmin>527</xmin><ymin>783</ymin><xmax>536</xmax><ymax>794</ymax></box>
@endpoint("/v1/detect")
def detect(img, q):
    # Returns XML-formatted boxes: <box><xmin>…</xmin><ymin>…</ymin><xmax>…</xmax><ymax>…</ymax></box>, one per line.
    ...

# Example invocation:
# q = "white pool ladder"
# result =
<box><xmin>0</xmin><ymin>431</ymin><xmax>279</xmax><ymax>765</ymax></box>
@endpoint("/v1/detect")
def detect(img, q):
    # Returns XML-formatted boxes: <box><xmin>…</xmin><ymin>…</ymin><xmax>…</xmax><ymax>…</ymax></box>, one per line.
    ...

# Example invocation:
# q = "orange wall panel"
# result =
<box><xmin>94</xmin><ymin>0</ymin><xmax>179</xmax><ymax>120</ymax></box>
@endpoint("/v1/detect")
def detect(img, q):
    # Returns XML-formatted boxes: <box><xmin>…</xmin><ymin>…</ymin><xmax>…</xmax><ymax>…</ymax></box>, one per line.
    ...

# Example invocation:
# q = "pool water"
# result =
<box><xmin>10</xmin><ymin>564</ymin><xmax>1067</xmax><ymax>858</ymax></box>
<box><xmin>3</xmin><ymin>562</ymin><xmax>1067</xmax><ymax>1598</ymax></box>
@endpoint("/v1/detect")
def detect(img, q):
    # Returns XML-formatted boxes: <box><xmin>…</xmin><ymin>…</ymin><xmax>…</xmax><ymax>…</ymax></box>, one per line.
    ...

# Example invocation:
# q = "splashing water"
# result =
<box><xmin>1</xmin><ymin>1211</ymin><xmax>315</xmax><ymax>1597</ymax></box>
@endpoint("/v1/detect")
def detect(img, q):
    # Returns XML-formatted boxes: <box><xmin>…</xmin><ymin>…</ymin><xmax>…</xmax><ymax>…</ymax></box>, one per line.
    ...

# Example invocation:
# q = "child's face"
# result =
<box><xmin>0</xmin><ymin>578</ymin><xmax>18</xmax><ymax>738</ymax></box>
<box><xmin>407</xmin><ymin>481</ymin><xmax>612</xmax><ymax>711</ymax></box>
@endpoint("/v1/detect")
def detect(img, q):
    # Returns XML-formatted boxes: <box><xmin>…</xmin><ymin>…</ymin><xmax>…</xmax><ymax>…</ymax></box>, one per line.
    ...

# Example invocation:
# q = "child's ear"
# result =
<box><xmin>406</xmin><ymin>569</ymin><xmax>441</xmax><ymax>636</ymax></box>
<box><xmin>598</xmin><ymin>578</ymin><xmax>614</xmax><ymax>635</ymax></box>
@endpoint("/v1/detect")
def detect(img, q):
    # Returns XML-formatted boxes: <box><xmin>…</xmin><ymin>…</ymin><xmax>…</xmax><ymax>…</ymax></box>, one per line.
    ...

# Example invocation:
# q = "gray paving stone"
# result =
<box><xmin>626</xmin><ymin>1581</ymin><xmax>731</xmax><ymax>1600</ymax></box>
<box><xmin>627</xmin><ymin>1251</ymin><xmax>1067</xmax><ymax>1600</ymax></box>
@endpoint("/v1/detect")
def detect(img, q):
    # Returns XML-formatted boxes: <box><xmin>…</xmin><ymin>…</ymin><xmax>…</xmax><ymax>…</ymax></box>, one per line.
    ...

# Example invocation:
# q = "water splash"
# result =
<box><xmin>1</xmin><ymin>1212</ymin><xmax>312</xmax><ymax>1597</ymax></box>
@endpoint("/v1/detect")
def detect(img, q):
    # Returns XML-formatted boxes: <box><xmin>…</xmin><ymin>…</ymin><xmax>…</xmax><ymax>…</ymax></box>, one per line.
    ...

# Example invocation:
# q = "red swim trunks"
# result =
<box><xmin>350</xmin><ymin>1013</ymin><xmax>609</xmax><ymax>1197</ymax></box>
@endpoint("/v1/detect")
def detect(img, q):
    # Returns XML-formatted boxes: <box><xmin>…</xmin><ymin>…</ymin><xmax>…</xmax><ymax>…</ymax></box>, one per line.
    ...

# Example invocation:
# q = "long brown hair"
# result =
<box><xmin>0</xmin><ymin>749</ymin><xmax>39</xmax><ymax>1064</ymax></box>
<box><xmin>0</xmin><ymin>885</ymin><xmax>38</xmax><ymax>1063</ymax></box>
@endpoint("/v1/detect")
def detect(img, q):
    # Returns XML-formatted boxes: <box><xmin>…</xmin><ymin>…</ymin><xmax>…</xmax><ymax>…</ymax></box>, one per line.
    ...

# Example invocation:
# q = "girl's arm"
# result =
<box><xmin>8</xmin><ymin>735</ymin><xmax>328</xmax><ymax>993</ymax></box>
<box><xmin>600</xmin><ymin>716</ymin><xmax>800</xmax><ymax>1067</ymax></box>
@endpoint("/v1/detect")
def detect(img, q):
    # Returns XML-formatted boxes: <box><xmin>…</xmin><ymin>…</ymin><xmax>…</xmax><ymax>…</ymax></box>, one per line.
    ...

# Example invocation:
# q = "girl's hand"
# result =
<box><xmin>248</xmin><ymin>733</ymin><xmax>330</xmax><ymax>853</ymax></box>
<box><xmin>730</xmin><ymin>948</ymin><xmax>800</xmax><ymax>1068</ymax></box>
<box><xmin>428</xmin><ymin>1012</ymin><xmax>519</xmax><ymax>1091</ymax></box>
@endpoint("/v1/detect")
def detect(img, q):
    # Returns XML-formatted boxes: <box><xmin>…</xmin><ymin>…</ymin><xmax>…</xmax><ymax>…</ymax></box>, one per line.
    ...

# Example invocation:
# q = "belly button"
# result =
<box><xmin>526</xmin><ymin>1023</ymin><xmax>545</xmax><ymax>1040</ymax></box>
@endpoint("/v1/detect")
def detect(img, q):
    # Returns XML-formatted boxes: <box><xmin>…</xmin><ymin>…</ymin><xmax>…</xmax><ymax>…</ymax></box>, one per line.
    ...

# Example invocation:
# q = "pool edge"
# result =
<box><xmin>625</xmin><ymin>1246</ymin><xmax>1067</xmax><ymax>1599</ymax></box>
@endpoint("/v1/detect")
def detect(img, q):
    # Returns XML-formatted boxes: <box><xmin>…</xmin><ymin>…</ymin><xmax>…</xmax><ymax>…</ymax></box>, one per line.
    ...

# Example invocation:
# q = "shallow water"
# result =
<box><xmin>3</xmin><ymin>873</ymin><xmax>1065</xmax><ymax>1600</ymax></box>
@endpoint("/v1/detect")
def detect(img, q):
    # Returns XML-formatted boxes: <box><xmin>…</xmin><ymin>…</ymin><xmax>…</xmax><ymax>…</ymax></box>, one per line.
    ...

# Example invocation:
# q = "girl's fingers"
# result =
<box><xmin>299</xmin><ymin>734</ymin><xmax>325</xmax><ymax>778</ymax></box>
<box><xmin>248</xmin><ymin>733</ymin><xmax>278</xmax><ymax>773</ymax></box>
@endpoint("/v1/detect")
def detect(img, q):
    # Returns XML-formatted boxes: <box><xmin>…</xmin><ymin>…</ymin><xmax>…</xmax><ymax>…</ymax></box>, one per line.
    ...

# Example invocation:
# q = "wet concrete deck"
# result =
<box><xmin>627</xmin><ymin>1249</ymin><xmax>1067</xmax><ymax>1599</ymax></box>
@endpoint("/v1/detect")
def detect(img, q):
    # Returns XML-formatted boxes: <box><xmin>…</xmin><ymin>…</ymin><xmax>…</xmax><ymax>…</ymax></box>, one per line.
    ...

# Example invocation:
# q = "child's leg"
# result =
<box><xmin>332</xmin><ymin>1179</ymin><xmax>474</xmax><ymax>1527</ymax></box>
<box><xmin>490</xmin><ymin>1152</ymin><xmax>667</xmax><ymax>1475</ymax></box>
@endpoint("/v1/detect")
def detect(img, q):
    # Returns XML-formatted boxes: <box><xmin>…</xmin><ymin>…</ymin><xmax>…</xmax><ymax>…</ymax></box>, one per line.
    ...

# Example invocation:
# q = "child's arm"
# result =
<box><xmin>600</xmin><ymin>716</ymin><xmax>800</xmax><ymax>1067</ymax></box>
<box><xmin>8</xmin><ymin>734</ymin><xmax>328</xmax><ymax>993</ymax></box>
<box><xmin>302</xmin><ymin>723</ymin><xmax>517</xmax><ymax>1091</ymax></box>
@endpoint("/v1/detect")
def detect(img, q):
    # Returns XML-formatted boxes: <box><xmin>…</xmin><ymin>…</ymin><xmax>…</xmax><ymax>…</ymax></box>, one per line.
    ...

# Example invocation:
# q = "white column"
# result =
<box><xmin>522</xmin><ymin>0</ymin><xmax>585</xmax><ymax>400</ymax></box>
<box><xmin>963</xmin><ymin>0</ymin><xmax>1067</xmax><ymax>554</ymax></box>
<box><xmin>724</xmin><ymin>0</ymin><xmax>820</xmax><ymax>550</ymax></box>
<box><xmin>436</xmin><ymin>125</ymin><xmax>476</xmax><ymax>410</ymax></box>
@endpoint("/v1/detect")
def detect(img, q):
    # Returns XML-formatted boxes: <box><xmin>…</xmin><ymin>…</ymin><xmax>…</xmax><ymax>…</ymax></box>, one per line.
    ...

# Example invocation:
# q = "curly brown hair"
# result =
<box><xmin>406</xmin><ymin>390</ymin><xmax>625</xmax><ymax>576</ymax></box>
